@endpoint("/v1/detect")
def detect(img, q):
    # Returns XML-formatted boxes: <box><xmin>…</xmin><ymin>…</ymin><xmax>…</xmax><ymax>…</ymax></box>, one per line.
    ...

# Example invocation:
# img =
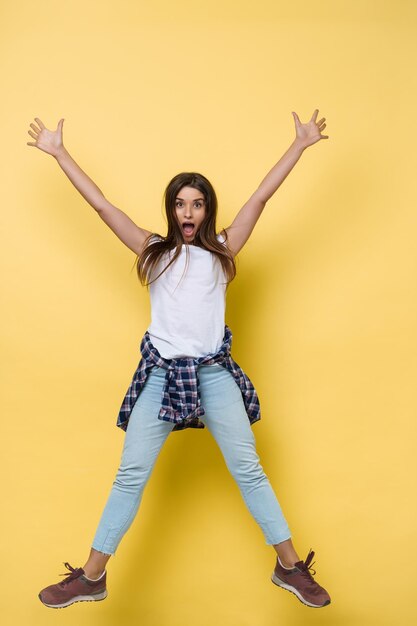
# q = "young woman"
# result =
<box><xmin>28</xmin><ymin>110</ymin><xmax>331</xmax><ymax>609</ymax></box>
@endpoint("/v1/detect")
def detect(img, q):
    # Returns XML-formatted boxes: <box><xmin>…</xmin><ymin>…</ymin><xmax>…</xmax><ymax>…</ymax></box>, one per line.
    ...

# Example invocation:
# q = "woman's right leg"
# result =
<box><xmin>83</xmin><ymin>367</ymin><xmax>173</xmax><ymax>575</ymax></box>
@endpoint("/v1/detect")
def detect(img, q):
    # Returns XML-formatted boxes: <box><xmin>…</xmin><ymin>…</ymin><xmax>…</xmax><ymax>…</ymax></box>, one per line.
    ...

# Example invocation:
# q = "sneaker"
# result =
<box><xmin>39</xmin><ymin>562</ymin><xmax>107</xmax><ymax>609</ymax></box>
<box><xmin>271</xmin><ymin>549</ymin><xmax>331</xmax><ymax>608</ymax></box>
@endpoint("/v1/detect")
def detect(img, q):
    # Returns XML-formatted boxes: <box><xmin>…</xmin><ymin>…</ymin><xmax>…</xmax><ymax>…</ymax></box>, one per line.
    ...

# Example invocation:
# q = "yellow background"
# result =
<box><xmin>1</xmin><ymin>1</ymin><xmax>416</xmax><ymax>624</ymax></box>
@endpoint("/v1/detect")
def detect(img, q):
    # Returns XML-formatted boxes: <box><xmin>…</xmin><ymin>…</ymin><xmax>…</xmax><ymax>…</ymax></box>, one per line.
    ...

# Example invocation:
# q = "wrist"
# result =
<box><xmin>291</xmin><ymin>138</ymin><xmax>308</xmax><ymax>154</ymax></box>
<box><xmin>54</xmin><ymin>145</ymin><xmax>68</xmax><ymax>161</ymax></box>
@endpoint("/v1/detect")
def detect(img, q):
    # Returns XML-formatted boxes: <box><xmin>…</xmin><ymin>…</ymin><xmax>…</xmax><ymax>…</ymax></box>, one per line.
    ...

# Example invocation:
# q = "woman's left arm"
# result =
<box><xmin>223</xmin><ymin>109</ymin><xmax>328</xmax><ymax>257</ymax></box>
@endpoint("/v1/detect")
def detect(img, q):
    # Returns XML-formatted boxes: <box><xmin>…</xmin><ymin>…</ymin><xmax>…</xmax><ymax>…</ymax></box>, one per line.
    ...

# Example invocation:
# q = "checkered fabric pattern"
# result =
<box><xmin>116</xmin><ymin>324</ymin><xmax>261</xmax><ymax>432</ymax></box>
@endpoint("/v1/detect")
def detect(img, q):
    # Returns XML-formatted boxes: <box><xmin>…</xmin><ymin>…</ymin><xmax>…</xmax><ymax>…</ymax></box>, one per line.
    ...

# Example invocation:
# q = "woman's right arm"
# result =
<box><xmin>27</xmin><ymin>117</ymin><xmax>152</xmax><ymax>256</ymax></box>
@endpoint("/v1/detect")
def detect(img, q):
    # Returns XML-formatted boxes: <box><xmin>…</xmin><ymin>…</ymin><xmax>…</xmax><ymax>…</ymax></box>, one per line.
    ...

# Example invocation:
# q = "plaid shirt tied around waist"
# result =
<box><xmin>116</xmin><ymin>324</ymin><xmax>261</xmax><ymax>432</ymax></box>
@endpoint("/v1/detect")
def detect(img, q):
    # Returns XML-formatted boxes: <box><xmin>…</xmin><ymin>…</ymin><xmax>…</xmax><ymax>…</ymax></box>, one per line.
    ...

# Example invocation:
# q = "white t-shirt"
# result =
<box><xmin>147</xmin><ymin>233</ymin><xmax>227</xmax><ymax>358</ymax></box>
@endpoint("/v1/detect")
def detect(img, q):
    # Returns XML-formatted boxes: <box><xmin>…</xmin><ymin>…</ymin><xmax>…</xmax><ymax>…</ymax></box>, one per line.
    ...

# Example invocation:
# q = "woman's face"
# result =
<box><xmin>174</xmin><ymin>186</ymin><xmax>207</xmax><ymax>242</ymax></box>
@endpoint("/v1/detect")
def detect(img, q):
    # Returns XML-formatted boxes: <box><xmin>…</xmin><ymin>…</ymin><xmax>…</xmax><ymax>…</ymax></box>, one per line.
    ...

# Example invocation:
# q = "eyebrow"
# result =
<box><xmin>176</xmin><ymin>197</ymin><xmax>205</xmax><ymax>202</ymax></box>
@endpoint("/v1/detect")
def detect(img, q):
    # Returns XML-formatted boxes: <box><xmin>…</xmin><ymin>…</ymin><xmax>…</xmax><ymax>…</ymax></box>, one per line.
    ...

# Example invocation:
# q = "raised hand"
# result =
<box><xmin>27</xmin><ymin>117</ymin><xmax>65</xmax><ymax>157</ymax></box>
<box><xmin>292</xmin><ymin>109</ymin><xmax>329</xmax><ymax>149</ymax></box>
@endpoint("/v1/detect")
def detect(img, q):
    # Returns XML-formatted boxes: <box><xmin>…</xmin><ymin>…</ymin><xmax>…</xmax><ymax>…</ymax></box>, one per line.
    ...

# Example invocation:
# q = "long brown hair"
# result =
<box><xmin>135</xmin><ymin>172</ymin><xmax>236</xmax><ymax>288</ymax></box>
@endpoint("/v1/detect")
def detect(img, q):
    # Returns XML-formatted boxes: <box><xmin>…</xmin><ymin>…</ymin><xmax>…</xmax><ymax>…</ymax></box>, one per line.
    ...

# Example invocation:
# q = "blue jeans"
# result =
<box><xmin>92</xmin><ymin>364</ymin><xmax>291</xmax><ymax>555</ymax></box>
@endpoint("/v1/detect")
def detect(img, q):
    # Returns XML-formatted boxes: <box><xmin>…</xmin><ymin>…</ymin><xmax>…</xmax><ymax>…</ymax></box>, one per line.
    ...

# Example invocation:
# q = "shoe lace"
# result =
<box><xmin>58</xmin><ymin>562</ymin><xmax>83</xmax><ymax>586</ymax></box>
<box><xmin>297</xmin><ymin>549</ymin><xmax>317</xmax><ymax>581</ymax></box>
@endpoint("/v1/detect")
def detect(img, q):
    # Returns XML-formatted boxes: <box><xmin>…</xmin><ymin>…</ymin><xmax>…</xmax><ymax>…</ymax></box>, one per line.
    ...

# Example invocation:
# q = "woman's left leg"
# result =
<box><xmin>198</xmin><ymin>365</ymin><xmax>293</xmax><ymax>552</ymax></box>
<box><xmin>198</xmin><ymin>365</ymin><xmax>331</xmax><ymax>607</ymax></box>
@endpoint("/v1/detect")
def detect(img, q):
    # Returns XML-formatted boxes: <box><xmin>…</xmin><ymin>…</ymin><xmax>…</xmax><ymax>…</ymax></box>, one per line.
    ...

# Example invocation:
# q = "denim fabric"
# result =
<box><xmin>92</xmin><ymin>364</ymin><xmax>291</xmax><ymax>555</ymax></box>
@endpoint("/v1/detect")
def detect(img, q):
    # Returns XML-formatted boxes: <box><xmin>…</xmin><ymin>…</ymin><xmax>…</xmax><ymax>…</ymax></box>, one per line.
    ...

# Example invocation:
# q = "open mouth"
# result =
<box><xmin>182</xmin><ymin>222</ymin><xmax>195</xmax><ymax>236</ymax></box>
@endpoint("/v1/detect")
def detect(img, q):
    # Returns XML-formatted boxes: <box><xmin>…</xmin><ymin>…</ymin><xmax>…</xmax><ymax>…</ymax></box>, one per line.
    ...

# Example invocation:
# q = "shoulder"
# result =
<box><xmin>216</xmin><ymin>231</ymin><xmax>227</xmax><ymax>245</ymax></box>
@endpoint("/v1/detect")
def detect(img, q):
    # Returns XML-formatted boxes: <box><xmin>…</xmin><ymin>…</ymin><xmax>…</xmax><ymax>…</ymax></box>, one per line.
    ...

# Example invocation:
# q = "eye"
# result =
<box><xmin>176</xmin><ymin>201</ymin><xmax>183</xmax><ymax>207</ymax></box>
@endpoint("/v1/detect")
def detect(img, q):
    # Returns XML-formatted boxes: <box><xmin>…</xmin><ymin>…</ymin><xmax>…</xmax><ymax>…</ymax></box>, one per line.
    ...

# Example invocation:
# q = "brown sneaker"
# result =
<box><xmin>271</xmin><ymin>549</ymin><xmax>331</xmax><ymax>608</ymax></box>
<box><xmin>39</xmin><ymin>562</ymin><xmax>107</xmax><ymax>609</ymax></box>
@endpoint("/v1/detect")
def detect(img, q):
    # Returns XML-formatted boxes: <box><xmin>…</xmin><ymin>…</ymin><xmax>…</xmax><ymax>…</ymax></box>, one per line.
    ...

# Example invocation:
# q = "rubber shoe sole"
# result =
<box><xmin>271</xmin><ymin>572</ymin><xmax>331</xmax><ymax>608</ymax></box>
<box><xmin>38</xmin><ymin>589</ymin><xmax>108</xmax><ymax>609</ymax></box>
